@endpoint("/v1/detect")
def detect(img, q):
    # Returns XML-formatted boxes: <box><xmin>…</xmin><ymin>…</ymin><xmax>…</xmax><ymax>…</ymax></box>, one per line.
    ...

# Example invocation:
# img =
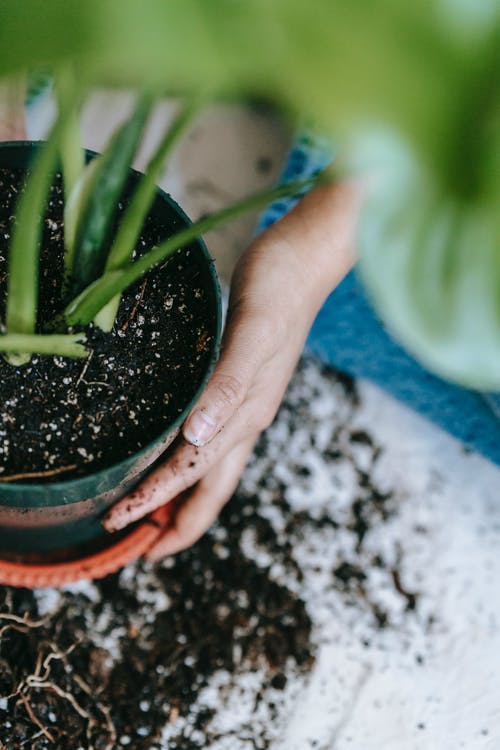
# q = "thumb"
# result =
<box><xmin>182</xmin><ymin>309</ymin><xmax>271</xmax><ymax>446</ymax></box>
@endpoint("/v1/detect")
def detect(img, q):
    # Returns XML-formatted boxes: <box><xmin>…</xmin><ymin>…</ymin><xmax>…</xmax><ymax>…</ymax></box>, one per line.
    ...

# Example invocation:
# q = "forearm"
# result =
<box><xmin>233</xmin><ymin>180</ymin><xmax>362</xmax><ymax>334</ymax></box>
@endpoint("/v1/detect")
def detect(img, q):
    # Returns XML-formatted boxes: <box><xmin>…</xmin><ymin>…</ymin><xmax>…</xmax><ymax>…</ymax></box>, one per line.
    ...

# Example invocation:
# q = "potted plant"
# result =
<box><xmin>0</xmin><ymin>1</ymin><xmax>498</xmax><ymax>584</ymax></box>
<box><xmin>0</xmin><ymin>79</ymin><xmax>315</xmax><ymax>585</ymax></box>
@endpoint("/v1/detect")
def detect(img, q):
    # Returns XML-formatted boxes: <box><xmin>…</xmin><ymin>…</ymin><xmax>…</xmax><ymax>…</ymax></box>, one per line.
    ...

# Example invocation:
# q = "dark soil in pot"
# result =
<box><xmin>0</xmin><ymin>167</ymin><xmax>216</xmax><ymax>483</ymax></box>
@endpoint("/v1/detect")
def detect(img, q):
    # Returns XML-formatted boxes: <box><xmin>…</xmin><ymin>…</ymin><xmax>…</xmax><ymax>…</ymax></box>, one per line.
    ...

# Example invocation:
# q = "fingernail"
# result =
<box><xmin>183</xmin><ymin>409</ymin><xmax>216</xmax><ymax>446</ymax></box>
<box><xmin>102</xmin><ymin>512</ymin><xmax>122</xmax><ymax>533</ymax></box>
<box><xmin>102</xmin><ymin>502</ymin><xmax>131</xmax><ymax>532</ymax></box>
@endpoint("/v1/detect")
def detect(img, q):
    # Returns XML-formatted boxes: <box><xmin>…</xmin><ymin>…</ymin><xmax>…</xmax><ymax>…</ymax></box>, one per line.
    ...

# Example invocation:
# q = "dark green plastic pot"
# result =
<box><xmin>0</xmin><ymin>141</ymin><xmax>222</xmax><ymax>554</ymax></box>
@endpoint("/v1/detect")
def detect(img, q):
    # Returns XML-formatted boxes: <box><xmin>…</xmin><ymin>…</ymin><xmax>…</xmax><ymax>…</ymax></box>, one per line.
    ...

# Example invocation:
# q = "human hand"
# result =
<box><xmin>103</xmin><ymin>181</ymin><xmax>362</xmax><ymax>559</ymax></box>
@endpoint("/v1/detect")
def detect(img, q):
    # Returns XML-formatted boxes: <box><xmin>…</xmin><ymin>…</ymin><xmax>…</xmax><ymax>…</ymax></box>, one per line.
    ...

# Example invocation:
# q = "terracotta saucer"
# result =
<box><xmin>0</xmin><ymin>505</ymin><xmax>170</xmax><ymax>588</ymax></box>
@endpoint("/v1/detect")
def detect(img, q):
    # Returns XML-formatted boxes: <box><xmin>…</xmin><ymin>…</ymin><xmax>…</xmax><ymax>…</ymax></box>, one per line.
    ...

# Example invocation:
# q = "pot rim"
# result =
<box><xmin>0</xmin><ymin>503</ymin><xmax>172</xmax><ymax>587</ymax></box>
<box><xmin>0</xmin><ymin>140</ymin><xmax>223</xmax><ymax>502</ymax></box>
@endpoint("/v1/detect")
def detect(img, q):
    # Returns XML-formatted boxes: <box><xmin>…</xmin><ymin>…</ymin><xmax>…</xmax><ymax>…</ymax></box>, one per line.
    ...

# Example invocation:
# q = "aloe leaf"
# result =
<box><xmin>5</xmin><ymin>126</ymin><xmax>61</xmax><ymax>365</ymax></box>
<box><xmin>55</xmin><ymin>66</ymin><xmax>85</xmax><ymax>203</ymax></box>
<box><xmin>0</xmin><ymin>333</ymin><xmax>87</xmax><ymax>359</ymax></box>
<box><xmin>95</xmin><ymin>99</ymin><xmax>199</xmax><ymax>331</ymax></box>
<box><xmin>63</xmin><ymin>157</ymin><xmax>99</xmax><ymax>271</ymax></box>
<box><xmin>64</xmin><ymin>91</ymin><xmax>154</xmax><ymax>295</ymax></box>
<box><xmin>65</xmin><ymin>176</ymin><xmax>320</xmax><ymax>327</ymax></box>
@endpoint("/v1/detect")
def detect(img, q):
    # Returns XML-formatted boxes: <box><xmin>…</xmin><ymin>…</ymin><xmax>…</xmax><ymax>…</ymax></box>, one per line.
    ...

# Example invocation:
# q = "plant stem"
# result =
<box><xmin>0</xmin><ymin>333</ymin><xmax>88</xmax><ymax>360</ymax></box>
<box><xmin>5</xmin><ymin>122</ymin><xmax>61</xmax><ymax>364</ymax></box>
<box><xmin>55</xmin><ymin>66</ymin><xmax>85</xmax><ymax>203</ymax></box>
<box><xmin>65</xmin><ymin>175</ymin><xmax>321</xmax><ymax>327</ymax></box>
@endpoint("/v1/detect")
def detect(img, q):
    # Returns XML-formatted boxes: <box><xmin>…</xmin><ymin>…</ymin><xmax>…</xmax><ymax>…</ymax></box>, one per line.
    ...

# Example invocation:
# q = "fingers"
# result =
<box><xmin>182</xmin><ymin>225</ymin><xmax>318</xmax><ymax>449</ymax></box>
<box><xmin>145</xmin><ymin>437</ymin><xmax>255</xmax><ymax>561</ymax></box>
<box><xmin>182</xmin><ymin>293</ymin><xmax>278</xmax><ymax>447</ymax></box>
<box><xmin>182</xmin><ymin>369</ymin><xmax>246</xmax><ymax>447</ymax></box>
<box><xmin>103</xmin><ymin>399</ymin><xmax>258</xmax><ymax>532</ymax></box>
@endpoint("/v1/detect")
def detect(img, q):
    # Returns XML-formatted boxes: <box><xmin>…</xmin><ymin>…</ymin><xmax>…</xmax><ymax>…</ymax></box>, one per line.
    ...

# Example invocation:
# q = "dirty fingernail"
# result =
<box><xmin>102</xmin><ymin>505</ymin><xmax>128</xmax><ymax>532</ymax></box>
<box><xmin>102</xmin><ymin>513</ymin><xmax>121</xmax><ymax>532</ymax></box>
<box><xmin>183</xmin><ymin>409</ymin><xmax>216</xmax><ymax>446</ymax></box>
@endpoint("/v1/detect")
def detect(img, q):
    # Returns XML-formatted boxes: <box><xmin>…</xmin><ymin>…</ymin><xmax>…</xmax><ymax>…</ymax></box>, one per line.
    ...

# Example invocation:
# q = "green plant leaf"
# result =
<box><xmin>55</xmin><ymin>66</ymin><xmax>85</xmax><ymax>203</ymax></box>
<box><xmin>2</xmin><ymin>1</ymin><xmax>499</xmax><ymax>384</ymax></box>
<box><xmin>5</xmin><ymin>126</ymin><xmax>61</xmax><ymax>365</ymax></box>
<box><xmin>357</xmin><ymin>132</ymin><xmax>500</xmax><ymax>390</ymax></box>
<box><xmin>0</xmin><ymin>0</ymin><xmax>493</xmax><ymax>165</ymax></box>
<box><xmin>65</xmin><ymin>176</ymin><xmax>320</xmax><ymax>327</ymax></box>
<box><xmin>94</xmin><ymin>99</ymin><xmax>199</xmax><ymax>331</ymax></box>
<box><xmin>64</xmin><ymin>91</ymin><xmax>153</xmax><ymax>295</ymax></box>
<box><xmin>0</xmin><ymin>333</ymin><xmax>87</xmax><ymax>360</ymax></box>
<box><xmin>63</xmin><ymin>157</ymin><xmax>100</xmax><ymax>270</ymax></box>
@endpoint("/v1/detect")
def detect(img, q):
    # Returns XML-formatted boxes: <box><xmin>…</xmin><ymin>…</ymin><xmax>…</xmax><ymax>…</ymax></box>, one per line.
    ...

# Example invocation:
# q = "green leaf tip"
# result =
<box><xmin>0</xmin><ymin>333</ymin><xmax>88</xmax><ymax>362</ymax></box>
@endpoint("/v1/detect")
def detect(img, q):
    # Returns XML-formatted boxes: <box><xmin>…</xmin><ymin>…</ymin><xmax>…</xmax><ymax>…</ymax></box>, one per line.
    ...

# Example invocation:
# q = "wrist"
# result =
<box><xmin>255</xmin><ymin>180</ymin><xmax>362</xmax><ymax>319</ymax></box>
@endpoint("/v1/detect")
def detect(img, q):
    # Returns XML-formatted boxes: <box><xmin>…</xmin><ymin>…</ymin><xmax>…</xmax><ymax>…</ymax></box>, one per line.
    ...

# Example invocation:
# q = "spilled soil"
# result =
<box><xmin>0</xmin><ymin>362</ymin><xmax>422</xmax><ymax>749</ymax></box>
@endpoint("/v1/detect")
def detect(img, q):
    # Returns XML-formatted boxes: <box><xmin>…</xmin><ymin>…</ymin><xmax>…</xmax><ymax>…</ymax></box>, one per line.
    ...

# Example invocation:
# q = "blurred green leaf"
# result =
<box><xmin>1</xmin><ymin>0</ymin><xmax>499</xmax><ymax>383</ymax></box>
<box><xmin>0</xmin><ymin>1</ymin><xmax>492</xmax><ymax>161</ymax></box>
<box><xmin>55</xmin><ymin>66</ymin><xmax>85</xmax><ymax>203</ymax></box>
<box><xmin>1</xmin><ymin>1</ymin><xmax>497</xmax><ymax>178</ymax></box>
<box><xmin>357</xmin><ymin>130</ymin><xmax>500</xmax><ymax>390</ymax></box>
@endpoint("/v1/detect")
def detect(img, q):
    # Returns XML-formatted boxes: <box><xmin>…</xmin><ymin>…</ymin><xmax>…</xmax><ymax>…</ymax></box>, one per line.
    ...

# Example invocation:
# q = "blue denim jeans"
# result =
<box><xmin>258</xmin><ymin>133</ymin><xmax>500</xmax><ymax>465</ymax></box>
